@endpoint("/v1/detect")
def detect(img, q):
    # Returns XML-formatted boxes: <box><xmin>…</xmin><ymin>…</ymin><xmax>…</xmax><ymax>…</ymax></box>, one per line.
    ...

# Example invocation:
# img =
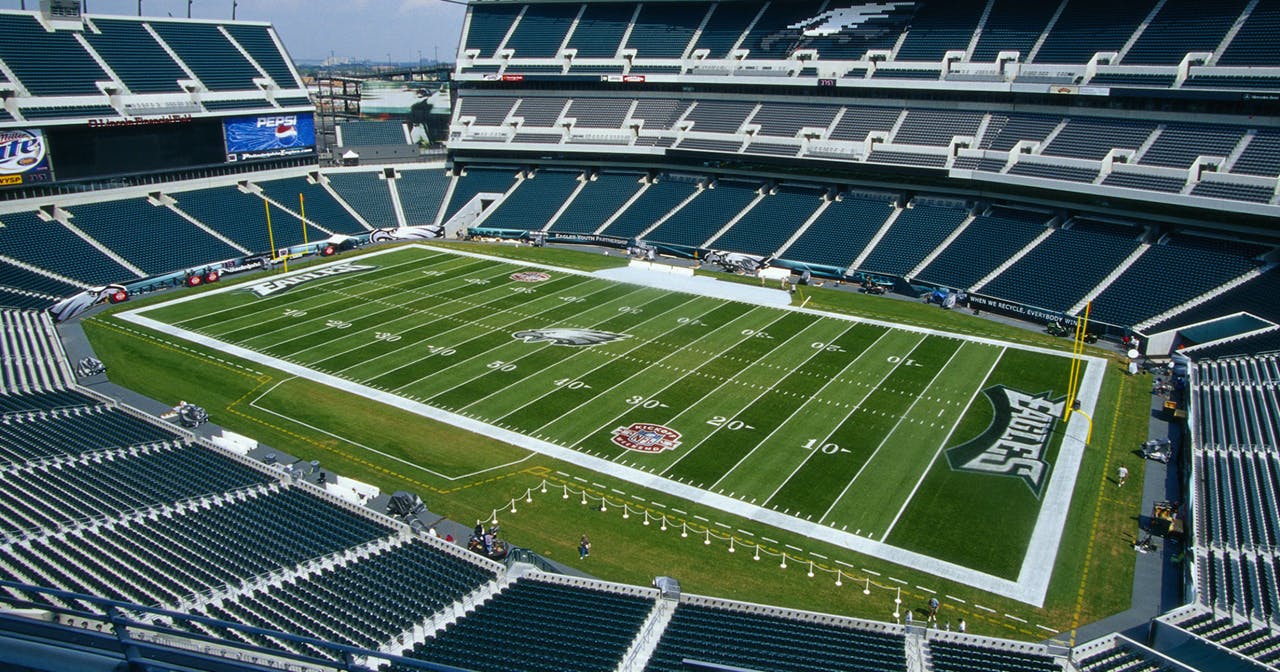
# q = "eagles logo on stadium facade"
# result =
<box><xmin>512</xmin><ymin>328</ymin><xmax>629</xmax><ymax>347</ymax></box>
<box><xmin>510</xmin><ymin>271</ymin><xmax>551</xmax><ymax>283</ymax></box>
<box><xmin>611</xmin><ymin>423</ymin><xmax>682</xmax><ymax>453</ymax></box>
<box><xmin>945</xmin><ymin>386</ymin><xmax>1066</xmax><ymax>497</ymax></box>
<box><xmin>368</xmin><ymin>224</ymin><xmax>444</xmax><ymax>243</ymax></box>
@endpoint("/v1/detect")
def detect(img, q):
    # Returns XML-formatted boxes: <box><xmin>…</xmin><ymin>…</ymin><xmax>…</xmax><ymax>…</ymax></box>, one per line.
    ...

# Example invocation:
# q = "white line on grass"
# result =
<box><xmin>528</xmin><ymin>305</ymin><xmax>766</xmax><ymax>438</ymax></box>
<box><xmin>368</xmin><ymin>280</ymin><xmax>636</xmax><ymax>389</ymax></box>
<box><xmin>759</xmin><ymin>333</ymin><xmax>927</xmax><ymax>506</ymax></box>
<box><xmin>249</xmin><ymin>377</ymin><xmax>533</xmax><ymax>481</ymax></box>
<box><xmin>170</xmin><ymin>251</ymin><xmax>458</xmax><ymax>327</ymax></box>
<box><xmin>428</xmin><ymin>284</ymin><xmax>676</xmax><ymax>408</ymax></box>
<box><xmin>657</xmin><ymin>319</ymin><xmax>850</xmax><ymax>474</ymax></box>
<box><xmin>214</xmin><ymin>255</ymin><xmax>477</xmax><ymax>341</ymax></box>
<box><xmin>323</xmin><ymin>277</ymin><xmax>626</xmax><ymax>376</ymax></box>
<box><xmin>248</xmin><ymin>263</ymin><xmax>526</xmax><ymax>352</ymax></box>
<box><xmin>817</xmin><ymin>341</ymin><xmax>966</xmax><ymax>524</ymax></box>
<box><xmin>880</xmin><ymin>347</ymin><xmax>1006</xmax><ymax>539</ymax></box>
<box><xmin>470</xmin><ymin>294</ymin><xmax>715</xmax><ymax>421</ymax></box>
<box><xmin>118</xmin><ymin>244</ymin><xmax>1108</xmax><ymax>606</ymax></box>
<box><xmin>709</xmin><ymin>326</ymin><xmax>891</xmax><ymax>490</ymax></box>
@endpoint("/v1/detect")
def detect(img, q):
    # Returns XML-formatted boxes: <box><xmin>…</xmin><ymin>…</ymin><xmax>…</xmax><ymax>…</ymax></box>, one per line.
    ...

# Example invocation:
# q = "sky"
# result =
<box><xmin>1</xmin><ymin>0</ymin><xmax>468</xmax><ymax>63</ymax></box>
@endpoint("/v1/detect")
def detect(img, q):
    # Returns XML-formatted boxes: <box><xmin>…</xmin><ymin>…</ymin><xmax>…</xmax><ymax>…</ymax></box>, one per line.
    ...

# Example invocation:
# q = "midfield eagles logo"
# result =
<box><xmin>511</xmin><ymin>328</ymin><xmax>629</xmax><ymax>347</ymax></box>
<box><xmin>945</xmin><ymin>386</ymin><xmax>1065</xmax><ymax>498</ymax></box>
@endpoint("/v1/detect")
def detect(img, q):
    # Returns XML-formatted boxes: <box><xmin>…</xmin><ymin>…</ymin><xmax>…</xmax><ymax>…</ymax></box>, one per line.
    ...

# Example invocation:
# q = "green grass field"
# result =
<box><xmin>122</xmin><ymin>245</ymin><xmax>1099</xmax><ymax>597</ymax></box>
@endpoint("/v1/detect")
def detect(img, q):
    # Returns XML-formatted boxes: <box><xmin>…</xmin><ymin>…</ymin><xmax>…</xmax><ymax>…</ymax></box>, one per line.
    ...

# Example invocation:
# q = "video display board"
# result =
<box><xmin>223</xmin><ymin>113</ymin><xmax>316</xmax><ymax>162</ymax></box>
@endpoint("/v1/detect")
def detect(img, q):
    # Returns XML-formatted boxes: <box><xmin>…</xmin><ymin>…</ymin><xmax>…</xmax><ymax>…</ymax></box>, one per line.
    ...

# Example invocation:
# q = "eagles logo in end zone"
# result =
<box><xmin>510</xmin><ymin>271</ymin><xmax>551</xmax><ymax>283</ymax></box>
<box><xmin>945</xmin><ymin>386</ymin><xmax>1065</xmax><ymax>498</ymax></box>
<box><xmin>512</xmin><ymin>328</ymin><xmax>629</xmax><ymax>346</ymax></box>
<box><xmin>611</xmin><ymin>423</ymin><xmax>681</xmax><ymax>453</ymax></box>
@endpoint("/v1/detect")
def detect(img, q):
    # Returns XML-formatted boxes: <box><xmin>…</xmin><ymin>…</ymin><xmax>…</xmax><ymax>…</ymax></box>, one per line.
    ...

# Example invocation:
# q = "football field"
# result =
<box><xmin>120</xmin><ymin>244</ymin><xmax>1104</xmax><ymax>605</ymax></box>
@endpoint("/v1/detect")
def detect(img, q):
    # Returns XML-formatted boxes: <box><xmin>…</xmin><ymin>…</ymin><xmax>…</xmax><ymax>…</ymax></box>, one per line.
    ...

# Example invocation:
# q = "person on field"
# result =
<box><xmin>579</xmin><ymin>534</ymin><xmax>591</xmax><ymax>559</ymax></box>
<box><xmin>1118</xmin><ymin>465</ymin><xmax>1130</xmax><ymax>487</ymax></box>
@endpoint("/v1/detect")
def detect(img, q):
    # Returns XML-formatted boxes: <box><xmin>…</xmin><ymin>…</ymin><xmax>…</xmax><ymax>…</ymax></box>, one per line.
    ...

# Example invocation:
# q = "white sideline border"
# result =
<box><xmin>116</xmin><ymin>243</ymin><xmax>1107</xmax><ymax>607</ymax></box>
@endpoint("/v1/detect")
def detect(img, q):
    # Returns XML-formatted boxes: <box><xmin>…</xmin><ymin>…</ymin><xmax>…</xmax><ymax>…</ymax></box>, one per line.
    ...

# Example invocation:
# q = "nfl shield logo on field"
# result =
<box><xmin>611</xmin><ymin>423</ymin><xmax>681</xmax><ymax>453</ymax></box>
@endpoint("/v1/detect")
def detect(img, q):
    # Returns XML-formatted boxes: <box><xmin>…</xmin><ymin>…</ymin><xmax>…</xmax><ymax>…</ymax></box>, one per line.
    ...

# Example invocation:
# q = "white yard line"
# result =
<box><xmin>384</xmin><ymin>283</ymin><xmax>672</xmax><ymax>394</ymax></box>
<box><xmin>818</xmin><ymin>342</ymin><xmax>968</xmax><ymax>524</ymax></box>
<box><xmin>434</xmin><ymin>286</ymin><xmax>666</xmax><ymax>409</ymax></box>
<box><xmin>656</xmin><ymin>319</ymin><xmax>848</xmax><ymax>474</ymax></box>
<box><xmin>117</xmin><ymin>244</ymin><xmax>1109</xmax><ymax>607</ymax></box>
<box><xmin>249</xmin><ymin>377</ymin><xmax>534</xmax><ymax>481</ymax></box>
<box><xmin>535</xmin><ymin>300</ymin><xmax>762</xmax><ymax>437</ymax></box>
<box><xmin>321</xmin><ymin>277</ymin><xmax>626</xmax><ymax>375</ymax></box>
<box><xmin>170</xmin><ymin>251</ymin><xmax>457</xmax><ymax>327</ymax></box>
<box><xmin>880</xmin><ymin>349</ymin><xmax>1006</xmax><ymax>539</ymax></box>
<box><xmin>246</xmin><ymin>263</ymin><xmax>524</xmax><ymax>352</ymax></box>
<box><xmin>455</xmin><ymin>295</ymin><xmax>714</xmax><ymax>415</ymax></box>
<box><xmin>709</xmin><ymin>327</ymin><xmax>893</xmax><ymax>491</ymax></box>
<box><xmin>760</xmin><ymin>333</ymin><xmax>928</xmax><ymax>507</ymax></box>
<box><xmin>177</xmin><ymin>250</ymin><xmax>463</xmax><ymax>330</ymax></box>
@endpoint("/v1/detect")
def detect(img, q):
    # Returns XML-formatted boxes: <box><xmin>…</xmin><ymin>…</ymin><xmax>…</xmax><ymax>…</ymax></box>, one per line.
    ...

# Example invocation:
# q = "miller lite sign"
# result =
<box><xmin>0</xmin><ymin>129</ymin><xmax>53</xmax><ymax>188</ymax></box>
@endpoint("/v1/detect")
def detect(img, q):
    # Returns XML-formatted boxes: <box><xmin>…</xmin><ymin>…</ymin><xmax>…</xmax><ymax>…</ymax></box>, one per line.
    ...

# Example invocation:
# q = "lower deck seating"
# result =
<box><xmin>929</xmin><ymin>639</ymin><xmax>1060</xmax><ymax>672</ymax></box>
<box><xmin>65</xmin><ymin>199</ymin><xmax>243</xmax><ymax>275</ymax></box>
<box><xmin>915</xmin><ymin>207</ymin><xmax>1049</xmax><ymax>289</ymax></box>
<box><xmin>779</xmin><ymin>196</ymin><xmax>895</xmax><ymax>271</ymax></box>
<box><xmin>645</xmin><ymin>181</ymin><xmax>759</xmax><ymax>249</ymax></box>
<box><xmin>600</xmin><ymin>178</ymin><xmax>699</xmax><ymax>240</ymax></box>
<box><xmin>398</xmin><ymin>578</ymin><xmax>655</xmax><ymax>672</ymax></box>
<box><xmin>709</xmin><ymin>186</ymin><xmax>824</xmax><ymax>256</ymax></box>
<box><xmin>0</xmin><ymin>441</ymin><xmax>268</xmax><ymax>536</ymax></box>
<box><xmin>170</xmin><ymin>187</ymin><xmax>328</xmax><ymax>254</ymax></box>
<box><xmin>1089</xmin><ymin>237</ymin><xmax>1260</xmax><ymax>326</ymax></box>
<box><xmin>547</xmin><ymin>172</ymin><xmax>647</xmax><ymax>234</ymax></box>
<box><xmin>195</xmin><ymin>539</ymin><xmax>495</xmax><ymax>656</ymax></box>
<box><xmin>644</xmin><ymin>602</ymin><xmax>906</xmax><ymax>672</ymax></box>
<box><xmin>478</xmin><ymin>170</ymin><xmax>582</xmax><ymax>231</ymax></box>
<box><xmin>326</xmin><ymin>172</ymin><xmax>399</xmax><ymax>229</ymax></box>
<box><xmin>0</xmin><ymin>210</ymin><xmax>137</xmax><ymax>286</ymax></box>
<box><xmin>857</xmin><ymin>203</ymin><xmax>968</xmax><ymax>277</ymax></box>
<box><xmin>394</xmin><ymin>168</ymin><xmax>451</xmax><ymax>226</ymax></box>
<box><xmin>254</xmin><ymin>177</ymin><xmax>370</xmax><ymax>235</ymax></box>
<box><xmin>979</xmin><ymin>221</ymin><xmax>1143</xmax><ymax>313</ymax></box>
<box><xmin>0</xmin><ymin>486</ymin><xmax>394</xmax><ymax>613</ymax></box>
<box><xmin>440</xmin><ymin>167</ymin><xmax>519</xmax><ymax>224</ymax></box>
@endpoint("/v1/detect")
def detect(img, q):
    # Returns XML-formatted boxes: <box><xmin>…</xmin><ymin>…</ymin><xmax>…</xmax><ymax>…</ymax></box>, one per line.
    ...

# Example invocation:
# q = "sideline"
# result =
<box><xmin>117</xmin><ymin>244</ymin><xmax>1107</xmax><ymax>607</ymax></box>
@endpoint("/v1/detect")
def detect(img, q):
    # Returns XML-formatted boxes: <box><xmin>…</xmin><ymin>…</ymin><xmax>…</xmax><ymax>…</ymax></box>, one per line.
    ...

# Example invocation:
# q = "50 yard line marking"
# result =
<box><xmin>389</xmin><ymin>287</ymin><xmax>693</xmax><ymax>394</ymax></box>
<box><xmin>321</xmin><ymin>276</ymin><xmax>621</xmax><ymax>374</ymax></box>
<box><xmin>454</xmin><ymin>295</ymin><xmax>720</xmax><ymax>416</ymax></box>
<box><xmin>561</xmin><ymin>310</ymin><xmax>796</xmax><ymax>448</ymax></box>
<box><xmin>427</xmin><ymin>286</ymin><xmax>684</xmax><ymax>406</ymax></box>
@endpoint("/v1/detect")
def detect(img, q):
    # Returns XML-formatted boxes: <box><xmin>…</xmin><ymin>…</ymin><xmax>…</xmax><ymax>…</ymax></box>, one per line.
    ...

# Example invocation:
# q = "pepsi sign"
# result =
<box><xmin>223</xmin><ymin>113</ymin><xmax>316</xmax><ymax>163</ymax></box>
<box><xmin>0</xmin><ymin>129</ymin><xmax>54</xmax><ymax>188</ymax></box>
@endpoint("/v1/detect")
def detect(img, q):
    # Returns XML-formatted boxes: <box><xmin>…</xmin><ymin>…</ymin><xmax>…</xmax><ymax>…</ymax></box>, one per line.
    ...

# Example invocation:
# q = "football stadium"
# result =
<box><xmin>0</xmin><ymin>0</ymin><xmax>1276</xmax><ymax>671</ymax></box>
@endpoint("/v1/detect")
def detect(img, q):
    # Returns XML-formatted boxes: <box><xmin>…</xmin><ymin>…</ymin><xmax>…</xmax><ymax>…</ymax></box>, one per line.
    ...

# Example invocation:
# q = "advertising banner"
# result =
<box><xmin>0</xmin><ymin>128</ymin><xmax>54</xmax><ymax>188</ymax></box>
<box><xmin>223</xmin><ymin>113</ymin><xmax>316</xmax><ymax>162</ymax></box>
